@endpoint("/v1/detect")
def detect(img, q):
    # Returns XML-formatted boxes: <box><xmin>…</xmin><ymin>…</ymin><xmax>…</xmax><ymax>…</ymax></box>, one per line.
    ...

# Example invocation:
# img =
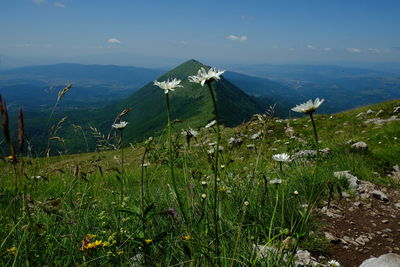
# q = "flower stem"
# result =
<box><xmin>206</xmin><ymin>80</ymin><xmax>221</xmax><ymax>262</ymax></box>
<box><xmin>140</xmin><ymin>145</ymin><xmax>149</xmax><ymax>236</ymax></box>
<box><xmin>309</xmin><ymin>113</ymin><xmax>319</xmax><ymax>153</ymax></box>
<box><xmin>165</xmin><ymin>93</ymin><xmax>188</xmax><ymax>226</ymax></box>
<box><xmin>309</xmin><ymin>112</ymin><xmax>319</xmax><ymax>200</ymax></box>
<box><xmin>120</xmin><ymin>129</ymin><xmax>124</xmax><ymax>203</ymax></box>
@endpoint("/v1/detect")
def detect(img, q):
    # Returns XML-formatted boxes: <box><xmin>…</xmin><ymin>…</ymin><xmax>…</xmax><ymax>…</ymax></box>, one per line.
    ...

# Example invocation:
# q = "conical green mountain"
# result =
<box><xmin>103</xmin><ymin>59</ymin><xmax>265</xmax><ymax>142</ymax></box>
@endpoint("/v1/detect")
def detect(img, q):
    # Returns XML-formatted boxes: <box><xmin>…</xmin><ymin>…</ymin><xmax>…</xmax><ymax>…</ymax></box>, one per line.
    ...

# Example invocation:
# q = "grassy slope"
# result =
<box><xmin>0</xmin><ymin>99</ymin><xmax>399</xmax><ymax>266</ymax></box>
<box><xmin>92</xmin><ymin>59</ymin><xmax>264</xmax><ymax>143</ymax></box>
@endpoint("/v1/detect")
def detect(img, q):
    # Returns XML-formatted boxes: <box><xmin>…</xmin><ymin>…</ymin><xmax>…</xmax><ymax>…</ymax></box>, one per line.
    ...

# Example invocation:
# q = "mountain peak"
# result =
<box><xmin>106</xmin><ymin>60</ymin><xmax>264</xmax><ymax>142</ymax></box>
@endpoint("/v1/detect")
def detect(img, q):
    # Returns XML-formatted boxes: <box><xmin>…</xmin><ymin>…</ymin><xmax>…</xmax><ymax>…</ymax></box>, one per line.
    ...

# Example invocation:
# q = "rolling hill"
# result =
<box><xmin>95</xmin><ymin>59</ymin><xmax>265</xmax><ymax>142</ymax></box>
<box><xmin>10</xmin><ymin>59</ymin><xmax>266</xmax><ymax>154</ymax></box>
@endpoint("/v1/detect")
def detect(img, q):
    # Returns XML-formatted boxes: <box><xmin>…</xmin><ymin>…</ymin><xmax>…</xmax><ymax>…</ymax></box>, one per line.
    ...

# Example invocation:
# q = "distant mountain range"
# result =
<box><xmin>0</xmin><ymin>63</ymin><xmax>164</xmax><ymax>110</ymax></box>
<box><xmin>1</xmin><ymin>60</ymin><xmax>400</xmax><ymax>154</ymax></box>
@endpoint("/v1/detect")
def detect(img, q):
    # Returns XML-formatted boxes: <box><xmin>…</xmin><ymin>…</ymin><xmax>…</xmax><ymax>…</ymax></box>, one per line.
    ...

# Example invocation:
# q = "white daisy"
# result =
<box><xmin>272</xmin><ymin>153</ymin><xmax>291</xmax><ymax>162</ymax></box>
<box><xmin>153</xmin><ymin>78</ymin><xmax>182</xmax><ymax>94</ymax></box>
<box><xmin>188</xmin><ymin>67</ymin><xmax>225</xmax><ymax>86</ymax></box>
<box><xmin>291</xmin><ymin>98</ymin><xmax>324</xmax><ymax>114</ymax></box>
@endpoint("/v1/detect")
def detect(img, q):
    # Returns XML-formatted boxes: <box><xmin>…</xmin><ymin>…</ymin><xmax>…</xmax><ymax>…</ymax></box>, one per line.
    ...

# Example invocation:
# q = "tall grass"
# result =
<box><xmin>1</xmin><ymin>92</ymin><xmax>399</xmax><ymax>266</ymax></box>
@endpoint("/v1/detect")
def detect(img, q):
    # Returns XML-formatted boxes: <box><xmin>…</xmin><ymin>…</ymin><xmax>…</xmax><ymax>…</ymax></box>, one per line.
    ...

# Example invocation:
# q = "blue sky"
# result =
<box><xmin>1</xmin><ymin>0</ymin><xmax>400</xmax><ymax>68</ymax></box>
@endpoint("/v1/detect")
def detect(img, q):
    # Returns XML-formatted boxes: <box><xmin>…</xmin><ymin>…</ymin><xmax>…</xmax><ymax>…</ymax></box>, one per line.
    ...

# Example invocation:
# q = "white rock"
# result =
<box><xmin>359</xmin><ymin>253</ymin><xmax>400</xmax><ymax>267</ymax></box>
<box><xmin>371</xmin><ymin>190</ymin><xmax>389</xmax><ymax>202</ymax></box>
<box><xmin>351</xmin><ymin>141</ymin><xmax>368</xmax><ymax>150</ymax></box>
<box><xmin>366</xmin><ymin>109</ymin><xmax>374</xmax><ymax>114</ymax></box>
<box><xmin>334</xmin><ymin>170</ymin><xmax>359</xmax><ymax>189</ymax></box>
<box><xmin>295</xmin><ymin>250</ymin><xmax>312</xmax><ymax>265</ymax></box>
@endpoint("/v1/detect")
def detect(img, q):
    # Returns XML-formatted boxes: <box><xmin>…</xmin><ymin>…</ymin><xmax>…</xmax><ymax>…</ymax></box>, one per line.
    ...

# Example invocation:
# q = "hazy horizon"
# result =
<box><xmin>1</xmin><ymin>0</ymin><xmax>400</xmax><ymax>70</ymax></box>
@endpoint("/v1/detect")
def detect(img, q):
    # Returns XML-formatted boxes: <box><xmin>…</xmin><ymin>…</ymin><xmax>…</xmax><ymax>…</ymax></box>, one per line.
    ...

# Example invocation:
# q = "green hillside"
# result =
<box><xmin>96</xmin><ymin>59</ymin><xmax>265</xmax><ymax>142</ymax></box>
<box><xmin>1</xmin><ymin>98</ymin><xmax>399</xmax><ymax>266</ymax></box>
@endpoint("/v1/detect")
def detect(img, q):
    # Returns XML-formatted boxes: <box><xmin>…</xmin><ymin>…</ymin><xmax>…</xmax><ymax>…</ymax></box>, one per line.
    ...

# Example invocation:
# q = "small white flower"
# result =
<box><xmin>201</xmin><ymin>181</ymin><xmax>207</xmax><ymax>186</ymax></box>
<box><xmin>272</xmin><ymin>153</ymin><xmax>291</xmax><ymax>162</ymax></box>
<box><xmin>205</xmin><ymin>120</ymin><xmax>217</xmax><ymax>128</ymax></box>
<box><xmin>112</xmin><ymin>121</ymin><xmax>128</xmax><ymax>129</ymax></box>
<box><xmin>327</xmin><ymin>259</ymin><xmax>340</xmax><ymax>267</ymax></box>
<box><xmin>201</xmin><ymin>193</ymin><xmax>207</xmax><ymax>199</ymax></box>
<box><xmin>244</xmin><ymin>201</ymin><xmax>250</xmax><ymax>206</ymax></box>
<box><xmin>153</xmin><ymin>78</ymin><xmax>183</xmax><ymax>94</ymax></box>
<box><xmin>250</xmin><ymin>131</ymin><xmax>262</xmax><ymax>140</ymax></box>
<box><xmin>291</xmin><ymin>98</ymin><xmax>324</xmax><ymax>114</ymax></box>
<box><xmin>293</xmin><ymin>190</ymin><xmax>299</xmax><ymax>195</ymax></box>
<box><xmin>188</xmin><ymin>67</ymin><xmax>225</xmax><ymax>86</ymax></box>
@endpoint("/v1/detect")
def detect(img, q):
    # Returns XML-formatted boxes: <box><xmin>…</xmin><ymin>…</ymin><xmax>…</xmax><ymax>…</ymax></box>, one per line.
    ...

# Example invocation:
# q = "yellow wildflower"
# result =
<box><xmin>180</xmin><ymin>235</ymin><xmax>191</xmax><ymax>241</ymax></box>
<box><xmin>6</xmin><ymin>246</ymin><xmax>16</xmax><ymax>255</ymax></box>
<box><xmin>144</xmin><ymin>239</ymin><xmax>152</xmax><ymax>244</ymax></box>
<box><xmin>116</xmin><ymin>251</ymin><xmax>124</xmax><ymax>255</ymax></box>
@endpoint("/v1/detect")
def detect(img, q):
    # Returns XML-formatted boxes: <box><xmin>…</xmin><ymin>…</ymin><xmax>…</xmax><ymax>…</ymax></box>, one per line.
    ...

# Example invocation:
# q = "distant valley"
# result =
<box><xmin>1</xmin><ymin>60</ymin><xmax>400</xmax><ymax>154</ymax></box>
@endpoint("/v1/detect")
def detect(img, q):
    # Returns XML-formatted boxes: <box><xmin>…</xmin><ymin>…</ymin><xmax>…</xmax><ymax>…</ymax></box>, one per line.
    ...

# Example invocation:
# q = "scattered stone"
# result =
<box><xmin>355</xmin><ymin>235</ymin><xmax>370</xmax><ymax>245</ymax></box>
<box><xmin>394</xmin><ymin>106</ymin><xmax>400</xmax><ymax>113</ymax></box>
<box><xmin>291</xmin><ymin>148</ymin><xmax>330</xmax><ymax>160</ymax></box>
<box><xmin>364</xmin><ymin>116</ymin><xmax>398</xmax><ymax>125</ymax></box>
<box><xmin>395</xmin><ymin>203</ymin><xmax>400</xmax><ymax>209</ymax></box>
<box><xmin>334</xmin><ymin>171</ymin><xmax>360</xmax><ymax>189</ymax></box>
<box><xmin>354</xmin><ymin>201</ymin><xmax>362</xmax><ymax>207</ymax></box>
<box><xmin>351</xmin><ymin>141</ymin><xmax>368</xmax><ymax>151</ymax></box>
<box><xmin>294</xmin><ymin>250</ymin><xmax>313</xmax><ymax>266</ymax></box>
<box><xmin>382</xmin><ymin>219</ymin><xmax>389</xmax><ymax>224</ymax></box>
<box><xmin>320</xmin><ymin>206</ymin><xmax>343</xmax><ymax>218</ymax></box>
<box><xmin>341</xmin><ymin>192</ymin><xmax>351</xmax><ymax>198</ymax></box>
<box><xmin>359</xmin><ymin>253</ymin><xmax>400</xmax><ymax>267</ymax></box>
<box><xmin>325</xmin><ymin>232</ymin><xmax>341</xmax><ymax>243</ymax></box>
<box><xmin>371</xmin><ymin>190</ymin><xmax>390</xmax><ymax>202</ymax></box>
<box><xmin>366</xmin><ymin>109</ymin><xmax>374</xmax><ymax>114</ymax></box>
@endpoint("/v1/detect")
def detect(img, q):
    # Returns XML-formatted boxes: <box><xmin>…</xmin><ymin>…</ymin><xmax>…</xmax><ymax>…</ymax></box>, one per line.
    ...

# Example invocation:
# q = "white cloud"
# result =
<box><xmin>226</xmin><ymin>35</ymin><xmax>248</xmax><ymax>42</ymax></box>
<box><xmin>32</xmin><ymin>0</ymin><xmax>46</xmax><ymax>5</ymax></box>
<box><xmin>53</xmin><ymin>2</ymin><xmax>65</xmax><ymax>8</ymax></box>
<box><xmin>324</xmin><ymin>47</ymin><xmax>332</xmax><ymax>52</ymax></box>
<box><xmin>307</xmin><ymin>44</ymin><xmax>315</xmax><ymax>49</ymax></box>
<box><xmin>107</xmin><ymin>38</ymin><xmax>121</xmax><ymax>44</ymax></box>
<box><xmin>347</xmin><ymin>48</ymin><xmax>361</xmax><ymax>53</ymax></box>
<box><xmin>367</xmin><ymin>48</ymin><xmax>381</xmax><ymax>53</ymax></box>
